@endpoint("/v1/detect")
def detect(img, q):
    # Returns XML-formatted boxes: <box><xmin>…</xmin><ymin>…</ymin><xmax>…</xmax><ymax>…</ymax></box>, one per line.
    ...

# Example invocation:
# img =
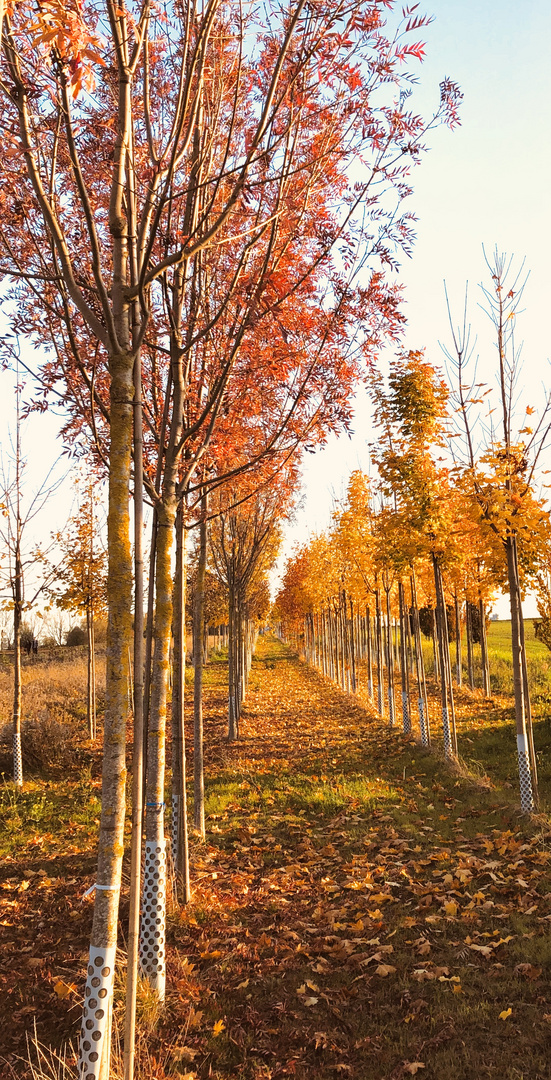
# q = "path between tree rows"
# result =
<box><xmin>2</xmin><ymin>636</ymin><xmax>551</xmax><ymax>1079</ymax></box>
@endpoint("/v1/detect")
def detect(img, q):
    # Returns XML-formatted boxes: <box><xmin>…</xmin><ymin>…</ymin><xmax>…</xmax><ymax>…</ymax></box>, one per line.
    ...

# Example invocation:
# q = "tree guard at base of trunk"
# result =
<box><xmin>516</xmin><ymin>733</ymin><xmax>535</xmax><ymax>813</ymax></box>
<box><xmin>78</xmin><ymin>942</ymin><xmax>116</xmax><ymax>1079</ymax></box>
<box><xmin>139</xmin><ymin>835</ymin><xmax>167</xmax><ymax>1001</ymax></box>
<box><xmin>171</xmin><ymin>793</ymin><xmax>179</xmax><ymax>868</ymax></box>
<box><xmin>13</xmin><ymin>731</ymin><xmax>23</xmax><ymax>786</ymax></box>
<box><xmin>401</xmin><ymin>691</ymin><xmax>411</xmax><ymax>735</ymax></box>
<box><xmin>418</xmin><ymin>698</ymin><xmax>429</xmax><ymax>747</ymax></box>
<box><xmin>442</xmin><ymin>703</ymin><xmax>453</xmax><ymax>758</ymax></box>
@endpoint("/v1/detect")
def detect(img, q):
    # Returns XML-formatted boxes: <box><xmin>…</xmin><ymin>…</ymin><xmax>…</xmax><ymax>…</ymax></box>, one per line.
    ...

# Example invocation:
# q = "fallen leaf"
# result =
<box><xmin>499</xmin><ymin>1008</ymin><xmax>512</xmax><ymax>1021</ymax></box>
<box><xmin>375</xmin><ymin>964</ymin><xmax>396</xmax><ymax>977</ymax></box>
<box><xmin>404</xmin><ymin>1064</ymin><xmax>425</xmax><ymax>1075</ymax></box>
<box><xmin>212</xmin><ymin>1020</ymin><xmax>225</xmax><ymax>1036</ymax></box>
<box><xmin>53</xmin><ymin>980</ymin><xmax>77</xmax><ymax>999</ymax></box>
<box><xmin>443</xmin><ymin>901</ymin><xmax>458</xmax><ymax>917</ymax></box>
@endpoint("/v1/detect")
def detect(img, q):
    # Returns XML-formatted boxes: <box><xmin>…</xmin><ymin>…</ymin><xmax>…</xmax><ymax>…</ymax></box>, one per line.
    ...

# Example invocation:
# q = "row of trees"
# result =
<box><xmin>276</xmin><ymin>253</ymin><xmax>551</xmax><ymax>814</ymax></box>
<box><xmin>0</xmin><ymin>1</ymin><xmax>462</xmax><ymax>1074</ymax></box>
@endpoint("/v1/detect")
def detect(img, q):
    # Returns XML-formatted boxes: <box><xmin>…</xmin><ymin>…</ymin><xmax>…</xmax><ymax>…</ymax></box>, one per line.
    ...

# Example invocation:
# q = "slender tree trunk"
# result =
<box><xmin>411</xmin><ymin>571</ymin><xmax>430</xmax><ymax>747</ymax></box>
<box><xmin>12</xmin><ymin>547</ymin><xmax>23</xmax><ymax>786</ymax></box>
<box><xmin>140</xmin><ymin>493</ymin><xmax>177</xmax><ymax>1000</ymax></box>
<box><xmin>479</xmin><ymin>593</ymin><xmax>490</xmax><ymax>697</ymax></box>
<box><xmin>123</xmin><ymin>349</ymin><xmax>145</xmax><ymax>1080</ymax></box>
<box><xmin>432</xmin><ymin>554</ymin><xmax>455</xmax><ymax>758</ymax></box>
<box><xmin>193</xmin><ymin>492</ymin><xmax>208</xmax><ymax>839</ymax></box>
<box><xmin>171</xmin><ymin>506</ymin><xmax>191</xmax><ymax>899</ymax></box>
<box><xmin>466</xmin><ymin>598</ymin><xmax>475</xmax><ymax>690</ymax></box>
<box><xmin>228</xmin><ymin>587</ymin><xmax>238</xmax><ymax>740</ymax></box>
<box><xmin>398</xmin><ymin>582</ymin><xmax>410</xmax><ymax>735</ymax></box>
<box><xmin>454</xmin><ymin>592</ymin><xmax>462</xmax><ymax>688</ymax></box>
<box><xmin>385</xmin><ymin>588</ymin><xmax>395</xmax><ymax>726</ymax></box>
<box><xmin>506</xmin><ymin>535</ymin><xmax>535</xmax><ymax>811</ymax></box>
<box><xmin>349</xmin><ymin>599</ymin><xmax>357</xmax><ymax>692</ymax></box>
<box><xmin>366</xmin><ymin>607</ymin><xmax>373</xmax><ymax>700</ymax></box>
<box><xmin>86</xmin><ymin>605</ymin><xmax>94</xmax><ymax>740</ymax></box>
<box><xmin>431</xmin><ymin>607</ymin><xmax>439</xmax><ymax>684</ymax></box>
<box><xmin>375</xmin><ymin>589</ymin><xmax>384</xmax><ymax>716</ymax></box>
<box><xmin>79</xmin><ymin>355</ymin><xmax>134</xmax><ymax>1080</ymax></box>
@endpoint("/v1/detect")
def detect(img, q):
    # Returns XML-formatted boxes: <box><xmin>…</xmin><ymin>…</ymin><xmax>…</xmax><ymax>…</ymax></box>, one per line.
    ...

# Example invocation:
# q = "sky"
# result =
<box><xmin>0</xmin><ymin>0</ymin><xmax>550</xmax><ymax>618</ymax></box>
<box><xmin>276</xmin><ymin>0</ymin><xmax>551</xmax><ymax>616</ymax></box>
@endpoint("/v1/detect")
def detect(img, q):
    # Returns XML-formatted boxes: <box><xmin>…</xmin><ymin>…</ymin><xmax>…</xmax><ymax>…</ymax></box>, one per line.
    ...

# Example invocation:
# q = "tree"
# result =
<box><xmin>0</xmin><ymin>370</ymin><xmax>62</xmax><ymax>785</ymax></box>
<box><xmin>52</xmin><ymin>475</ymin><xmax>107</xmax><ymax>738</ymax></box>
<box><xmin>444</xmin><ymin>251</ymin><xmax>551</xmax><ymax>811</ymax></box>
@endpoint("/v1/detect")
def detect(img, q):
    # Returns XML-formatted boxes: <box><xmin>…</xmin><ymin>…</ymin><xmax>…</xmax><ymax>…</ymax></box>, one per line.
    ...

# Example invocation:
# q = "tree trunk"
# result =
<box><xmin>171</xmin><ymin>506</ymin><xmax>191</xmax><ymax>898</ymax></box>
<box><xmin>86</xmin><ymin>605</ymin><xmax>94</xmax><ymax>740</ymax></box>
<box><xmin>123</xmin><ymin>350</ymin><xmax>145</xmax><ymax>1080</ymax></box>
<box><xmin>193</xmin><ymin>494</ymin><xmax>208</xmax><ymax>839</ymax></box>
<box><xmin>432</xmin><ymin>554</ymin><xmax>456</xmax><ymax>758</ymax></box>
<box><xmin>375</xmin><ymin>589</ymin><xmax>384</xmax><ymax>716</ymax></box>
<box><xmin>506</xmin><ymin>535</ymin><xmax>535</xmax><ymax>811</ymax></box>
<box><xmin>12</xmin><ymin>543</ymin><xmax>23</xmax><ymax>787</ymax></box>
<box><xmin>228</xmin><ymin>588</ymin><xmax>238</xmax><ymax>740</ymax></box>
<box><xmin>479</xmin><ymin>593</ymin><xmax>490</xmax><ymax>697</ymax></box>
<box><xmin>410</xmin><ymin>571</ymin><xmax>430</xmax><ymax>747</ymax></box>
<box><xmin>431</xmin><ymin>607</ymin><xmax>439</xmax><ymax>684</ymax></box>
<box><xmin>385</xmin><ymin>588</ymin><xmax>395</xmax><ymax>726</ymax></box>
<box><xmin>79</xmin><ymin>355</ymin><xmax>134</xmax><ymax>1080</ymax></box>
<box><xmin>349</xmin><ymin>598</ymin><xmax>357</xmax><ymax>692</ymax></box>
<box><xmin>454</xmin><ymin>593</ymin><xmax>462</xmax><ymax>688</ymax></box>
<box><xmin>398</xmin><ymin>581</ymin><xmax>410</xmax><ymax>735</ymax></box>
<box><xmin>140</xmin><ymin>494</ymin><xmax>176</xmax><ymax>1000</ymax></box>
<box><xmin>366</xmin><ymin>607</ymin><xmax>373</xmax><ymax>700</ymax></box>
<box><xmin>466</xmin><ymin>597</ymin><xmax>475</xmax><ymax>690</ymax></box>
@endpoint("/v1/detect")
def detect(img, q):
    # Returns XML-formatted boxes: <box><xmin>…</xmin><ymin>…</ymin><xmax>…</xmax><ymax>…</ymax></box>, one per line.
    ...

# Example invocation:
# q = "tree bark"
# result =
<box><xmin>193</xmin><ymin>492</ymin><xmax>208</xmax><ymax>839</ymax></box>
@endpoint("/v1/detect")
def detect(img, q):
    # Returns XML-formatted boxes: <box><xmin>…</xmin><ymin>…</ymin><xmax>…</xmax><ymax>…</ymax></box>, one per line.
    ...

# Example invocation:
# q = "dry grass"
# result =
<box><xmin>0</xmin><ymin>651</ymin><xmax>105</xmax><ymax>777</ymax></box>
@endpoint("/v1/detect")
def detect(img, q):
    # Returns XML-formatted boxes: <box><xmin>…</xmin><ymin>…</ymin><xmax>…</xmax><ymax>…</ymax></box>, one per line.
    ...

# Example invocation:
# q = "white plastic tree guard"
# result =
<box><xmin>139</xmin><ymin>836</ymin><xmax>167</xmax><ymax>1000</ymax></box>
<box><xmin>78</xmin><ymin>943</ymin><xmax>116</xmax><ymax>1078</ymax></box>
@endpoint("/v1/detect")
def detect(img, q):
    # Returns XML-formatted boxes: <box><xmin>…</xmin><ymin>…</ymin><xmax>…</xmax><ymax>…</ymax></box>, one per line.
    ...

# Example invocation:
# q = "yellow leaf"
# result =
<box><xmin>212</xmin><ymin>1020</ymin><xmax>225</xmax><ymax>1037</ymax></box>
<box><xmin>499</xmin><ymin>1008</ymin><xmax>512</xmax><ymax>1021</ymax></box>
<box><xmin>443</xmin><ymin>901</ymin><xmax>458</xmax><ymax>916</ymax></box>
<box><xmin>367</xmin><ymin>908</ymin><xmax>383</xmax><ymax>920</ymax></box>
<box><xmin>54</xmin><ymin>980</ymin><xmax>76</xmax><ymax>999</ymax></box>
<box><xmin>452</xmin><ymin>983</ymin><xmax>463</xmax><ymax>994</ymax></box>
<box><xmin>236</xmin><ymin>979</ymin><xmax>249</xmax><ymax>990</ymax></box>
<box><xmin>375</xmin><ymin>964</ymin><xmax>396</xmax><ymax>977</ymax></box>
<box><xmin>404</xmin><ymin>1065</ymin><xmax>425</xmax><ymax>1075</ymax></box>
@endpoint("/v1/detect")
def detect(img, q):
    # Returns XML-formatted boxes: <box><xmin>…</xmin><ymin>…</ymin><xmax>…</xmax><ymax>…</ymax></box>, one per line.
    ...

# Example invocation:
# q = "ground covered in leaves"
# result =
<box><xmin>2</xmin><ymin>636</ymin><xmax>551</xmax><ymax>1078</ymax></box>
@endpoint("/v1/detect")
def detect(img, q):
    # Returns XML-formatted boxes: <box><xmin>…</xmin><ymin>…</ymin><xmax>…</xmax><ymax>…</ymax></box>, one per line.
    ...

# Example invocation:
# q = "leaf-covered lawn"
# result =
<box><xmin>2</xmin><ymin>636</ymin><xmax>551</xmax><ymax>1078</ymax></box>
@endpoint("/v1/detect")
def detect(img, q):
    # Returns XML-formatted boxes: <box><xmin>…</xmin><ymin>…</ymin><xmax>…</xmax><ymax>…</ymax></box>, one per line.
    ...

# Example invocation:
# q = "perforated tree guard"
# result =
<box><xmin>13</xmin><ymin>731</ymin><xmax>23</xmax><ymax>785</ymax></box>
<box><xmin>140</xmin><ymin>837</ymin><xmax>167</xmax><ymax>999</ymax></box>
<box><xmin>402</xmin><ymin>691</ymin><xmax>411</xmax><ymax>735</ymax></box>
<box><xmin>418</xmin><ymin>698</ymin><xmax>429</xmax><ymax>747</ymax></box>
<box><xmin>171</xmin><ymin>793</ymin><xmax>179</xmax><ymax>868</ymax></box>
<box><xmin>78</xmin><ymin>943</ymin><xmax>116</xmax><ymax>1078</ymax></box>
<box><xmin>377</xmin><ymin>683</ymin><xmax>383</xmax><ymax>716</ymax></box>
<box><xmin>442</xmin><ymin>703</ymin><xmax>453</xmax><ymax>758</ymax></box>
<box><xmin>516</xmin><ymin>733</ymin><xmax>535</xmax><ymax>813</ymax></box>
